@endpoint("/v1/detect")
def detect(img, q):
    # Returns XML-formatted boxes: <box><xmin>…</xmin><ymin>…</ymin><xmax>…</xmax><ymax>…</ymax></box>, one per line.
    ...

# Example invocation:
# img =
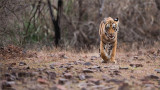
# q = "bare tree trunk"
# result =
<box><xmin>77</xmin><ymin>0</ymin><xmax>83</xmax><ymax>30</ymax></box>
<box><xmin>47</xmin><ymin>0</ymin><xmax>63</xmax><ymax>47</ymax></box>
<box><xmin>155</xmin><ymin>0</ymin><xmax>160</xmax><ymax>10</ymax></box>
<box><xmin>98</xmin><ymin>0</ymin><xmax>104</xmax><ymax>16</ymax></box>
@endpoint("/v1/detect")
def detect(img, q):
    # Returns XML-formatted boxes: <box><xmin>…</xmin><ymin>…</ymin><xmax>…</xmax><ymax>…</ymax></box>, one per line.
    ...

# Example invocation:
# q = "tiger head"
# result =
<box><xmin>103</xmin><ymin>17</ymin><xmax>119</xmax><ymax>40</ymax></box>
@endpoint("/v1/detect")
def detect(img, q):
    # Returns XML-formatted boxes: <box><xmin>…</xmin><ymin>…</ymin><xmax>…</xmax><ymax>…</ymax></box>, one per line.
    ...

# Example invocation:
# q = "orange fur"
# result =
<box><xmin>99</xmin><ymin>17</ymin><xmax>119</xmax><ymax>63</ymax></box>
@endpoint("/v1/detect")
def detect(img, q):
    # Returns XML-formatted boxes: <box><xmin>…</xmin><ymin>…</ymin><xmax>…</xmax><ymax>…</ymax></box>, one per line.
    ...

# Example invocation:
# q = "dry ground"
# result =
<box><xmin>0</xmin><ymin>46</ymin><xmax>160</xmax><ymax>90</ymax></box>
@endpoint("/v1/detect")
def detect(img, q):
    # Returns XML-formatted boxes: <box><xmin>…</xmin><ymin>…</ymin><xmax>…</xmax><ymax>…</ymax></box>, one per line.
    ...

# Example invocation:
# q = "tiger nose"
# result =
<box><xmin>109</xmin><ymin>34</ymin><xmax>114</xmax><ymax>38</ymax></box>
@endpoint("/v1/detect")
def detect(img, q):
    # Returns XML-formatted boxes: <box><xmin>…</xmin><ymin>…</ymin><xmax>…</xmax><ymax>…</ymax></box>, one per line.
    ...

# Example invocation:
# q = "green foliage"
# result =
<box><xmin>22</xmin><ymin>18</ymin><xmax>53</xmax><ymax>45</ymax></box>
<box><xmin>64</xmin><ymin>0</ymin><xmax>74</xmax><ymax>15</ymax></box>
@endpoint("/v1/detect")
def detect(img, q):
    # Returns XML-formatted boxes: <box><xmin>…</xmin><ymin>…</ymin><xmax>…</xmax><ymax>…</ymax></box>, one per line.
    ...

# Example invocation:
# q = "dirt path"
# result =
<box><xmin>0</xmin><ymin>48</ymin><xmax>160</xmax><ymax>90</ymax></box>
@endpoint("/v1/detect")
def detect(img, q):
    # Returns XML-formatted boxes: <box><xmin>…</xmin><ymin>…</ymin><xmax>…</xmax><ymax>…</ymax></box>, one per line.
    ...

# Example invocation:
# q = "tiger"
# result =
<box><xmin>99</xmin><ymin>17</ymin><xmax>119</xmax><ymax>63</ymax></box>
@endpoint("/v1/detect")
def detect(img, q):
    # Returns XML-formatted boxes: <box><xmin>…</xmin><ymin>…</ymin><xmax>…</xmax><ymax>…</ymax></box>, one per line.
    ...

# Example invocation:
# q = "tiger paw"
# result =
<box><xmin>110</xmin><ymin>60</ymin><xmax>117</xmax><ymax>64</ymax></box>
<box><xmin>102</xmin><ymin>60</ymin><xmax>109</xmax><ymax>63</ymax></box>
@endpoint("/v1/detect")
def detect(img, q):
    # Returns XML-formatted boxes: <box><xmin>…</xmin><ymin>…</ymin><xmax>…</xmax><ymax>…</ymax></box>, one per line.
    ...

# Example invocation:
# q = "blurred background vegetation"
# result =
<box><xmin>0</xmin><ymin>0</ymin><xmax>160</xmax><ymax>49</ymax></box>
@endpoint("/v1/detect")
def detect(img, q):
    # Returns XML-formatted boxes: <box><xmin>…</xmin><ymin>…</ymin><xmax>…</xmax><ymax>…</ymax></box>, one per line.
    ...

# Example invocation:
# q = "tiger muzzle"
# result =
<box><xmin>106</xmin><ymin>33</ymin><xmax>115</xmax><ymax>39</ymax></box>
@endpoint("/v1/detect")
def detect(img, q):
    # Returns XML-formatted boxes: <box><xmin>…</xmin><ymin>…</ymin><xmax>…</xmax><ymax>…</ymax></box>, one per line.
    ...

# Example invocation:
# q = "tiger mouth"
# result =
<box><xmin>108</xmin><ymin>36</ymin><xmax>115</xmax><ymax>39</ymax></box>
<box><xmin>105</xmin><ymin>33</ymin><xmax>115</xmax><ymax>39</ymax></box>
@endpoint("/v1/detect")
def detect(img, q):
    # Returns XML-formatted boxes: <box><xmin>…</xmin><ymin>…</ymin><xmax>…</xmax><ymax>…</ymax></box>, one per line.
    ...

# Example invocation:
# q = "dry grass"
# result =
<box><xmin>0</xmin><ymin>0</ymin><xmax>160</xmax><ymax>48</ymax></box>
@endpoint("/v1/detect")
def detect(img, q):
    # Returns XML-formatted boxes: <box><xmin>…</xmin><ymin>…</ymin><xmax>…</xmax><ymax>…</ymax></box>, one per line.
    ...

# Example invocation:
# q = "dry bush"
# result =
<box><xmin>0</xmin><ymin>45</ymin><xmax>37</xmax><ymax>59</ymax></box>
<box><xmin>0</xmin><ymin>0</ymin><xmax>26</xmax><ymax>45</ymax></box>
<box><xmin>61</xmin><ymin>0</ymin><xmax>160</xmax><ymax>48</ymax></box>
<box><xmin>0</xmin><ymin>0</ymin><xmax>160</xmax><ymax>49</ymax></box>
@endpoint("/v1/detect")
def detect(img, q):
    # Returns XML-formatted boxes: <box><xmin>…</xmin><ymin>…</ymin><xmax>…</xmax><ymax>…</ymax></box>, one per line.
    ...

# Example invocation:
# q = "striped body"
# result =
<box><xmin>99</xmin><ymin>17</ymin><xmax>119</xmax><ymax>63</ymax></box>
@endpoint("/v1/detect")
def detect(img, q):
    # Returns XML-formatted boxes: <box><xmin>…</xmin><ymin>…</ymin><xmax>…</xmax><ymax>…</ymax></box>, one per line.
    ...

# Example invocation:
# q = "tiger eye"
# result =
<box><xmin>105</xmin><ymin>24</ymin><xmax>110</xmax><ymax>30</ymax></box>
<box><xmin>112</xmin><ymin>23</ymin><xmax>117</xmax><ymax>31</ymax></box>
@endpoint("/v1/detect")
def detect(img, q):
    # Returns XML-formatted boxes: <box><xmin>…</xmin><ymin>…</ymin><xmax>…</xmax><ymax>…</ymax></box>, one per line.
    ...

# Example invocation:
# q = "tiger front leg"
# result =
<box><xmin>110</xmin><ymin>41</ymin><xmax>117</xmax><ymax>63</ymax></box>
<box><xmin>100</xmin><ymin>41</ymin><xmax>110</xmax><ymax>63</ymax></box>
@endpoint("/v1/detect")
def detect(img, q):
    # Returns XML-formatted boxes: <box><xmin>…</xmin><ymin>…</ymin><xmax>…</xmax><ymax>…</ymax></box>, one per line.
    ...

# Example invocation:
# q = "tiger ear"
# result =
<box><xmin>103</xmin><ymin>18</ymin><xmax>107</xmax><ymax>24</ymax></box>
<box><xmin>114</xmin><ymin>18</ymin><xmax>118</xmax><ymax>22</ymax></box>
<box><xmin>103</xmin><ymin>19</ymin><xmax>106</xmax><ymax>24</ymax></box>
<box><xmin>114</xmin><ymin>18</ymin><xmax>119</xmax><ymax>25</ymax></box>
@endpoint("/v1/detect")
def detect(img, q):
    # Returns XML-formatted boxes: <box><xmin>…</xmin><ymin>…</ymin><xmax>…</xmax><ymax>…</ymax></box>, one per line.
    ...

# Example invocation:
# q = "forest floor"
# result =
<box><xmin>0</xmin><ymin>45</ymin><xmax>160</xmax><ymax>90</ymax></box>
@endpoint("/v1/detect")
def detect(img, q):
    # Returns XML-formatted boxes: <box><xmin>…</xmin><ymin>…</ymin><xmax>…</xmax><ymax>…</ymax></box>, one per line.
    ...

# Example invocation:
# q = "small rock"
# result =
<box><xmin>157</xmin><ymin>49</ymin><xmax>160</xmax><ymax>55</ymax></box>
<box><xmin>83</xmin><ymin>55</ymin><xmax>88</xmax><ymax>58</ymax></box>
<box><xmin>141</xmin><ymin>75</ymin><xmax>159</xmax><ymax>81</ymax></box>
<box><xmin>23</xmin><ymin>66</ymin><xmax>30</xmax><ymax>70</ymax></box>
<box><xmin>72</xmin><ymin>79</ymin><xmax>79</xmax><ymax>84</ymax></box>
<box><xmin>113</xmin><ymin>70</ymin><xmax>121</xmax><ymax>75</ymax></box>
<box><xmin>138</xmin><ymin>58</ymin><xmax>145</xmax><ymax>61</ymax></box>
<box><xmin>51</xmin><ymin>85</ymin><xmax>66</xmax><ymax>90</ymax></box>
<box><xmin>8</xmin><ymin>67</ymin><xmax>12</xmax><ymax>70</ymax></box>
<box><xmin>102</xmin><ymin>75</ymin><xmax>110</xmax><ymax>81</ymax></box>
<box><xmin>85</xmin><ymin>75</ymin><xmax>93</xmax><ymax>79</ymax></box>
<box><xmin>130</xmin><ymin>76</ymin><xmax>135</xmax><ymax>79</ymax></box>
<box><xmin>31</xmin><ymin>72</ymin><xmax>39</xmax><ymax>76</ymax></box>
<box><xmin>155</xmin><ymin>69</ymin><xmax>160</xmax><ymax>73</ymax></box>
<box><xmin>87</xmin><ymin>78</ymin><xmax>100</xmax><ymax>85</ymax></box>
<box><xmin>83</xmin><ymin>69</ymin><xmax>94</xmax><ymax>73</ymax></box>
<box><xmin>10</xmin><ymin>63</ymin><xmax>16</xmax><ymax>66</ymax></box>
<box><xmin>46</xmin><ymin>71</ymin><xmax>56</xmax><ymax>80</ymax></box>
<box><xmin>26</xmin><ymin>66</ymin><xmax>30</xmax><ymax>69</ymax></box>
<box><xmin>18</xmin><ymin>72</ymin><xmax>28</xmax><ymax>77</ymax></box>
<box><xmin>144</xmin><ymin>84</ymin><xmax>155</xmax><ymax>90</ymax></box>
<box><xmin>37</xmin><ymin>68</ymin><xmax>45</xmax><ymax>71</ymax></box>
<box><xmin>63</xmin><ymin>55</ymin><xmax>68</xmax><ymax>59</ymax></box>
<box><xmin>146</xmin><ymin>61</ymin><xmax>151</xmax><ymax>63</ymax></box>
<box><xmin>144</xmin><ymin>84</ymin><xmax>154</xmax><ymax>87</ymax></box>
<box><xmin>3</xmin><ymin>73</ymin><xmax>11</xmax><ymax>77</ymax></box>
<box><xmin>74</xmin><ymin>61</ymin><xmax>85</xmax><ymax>65</ymax></box>
<box><xmin>78</xmin><ymin>82</ymin><xmax>87</xmax><ymax>89</ymax></box>
<box><xmin>90</xmin><ymin>56</ymin><xmax>97</xmax><ymax>60</ymax></box>
<box><xmin>87</xmin><ymin>82</ymin><xmax>94</xmax><ymax>86</ymax></box>
<box><xmin>130</xmin><ymin>64</ymin><xmax>143</xmax><ymax>68</ymax></box>
<box><xmin>119</xmin><ymin>67</ymin><xmax>128</xmax><ymax>70</ymax></box>
<box><xmin>59</xmin><ymin>64</ymin><xmax>64</xmax><ymax>68</ymax></box>
<box><xmin>19</xmin><ymin>62</ymin><xmax>26</xmax><ymax>66</ymax></box>
<box><xmin>83</xmin><ymin>62</ymin><xmax>92</xmax><ymax>66</ymax></box>
<box><xmin>89</xmin><ymin>66</ymin><xmax>102</xmax><ymax>72</ymax></box>
<box><xmin>104</xmin><ymin>66</ymin><xmax>109</xmax><ymax>68</ymax></box>
<box><xmin>59</xmin><ymin>53</ymin><xmax>68</xmax><ymax>59</ymax></box>
<box><xmin>146</xmin><ymin>75</ymin><xmax>159</xmax><ymax>80</ymax></box>
<box><xmin>79</xmin><ymin>74</ymin><xmax>86</xmax><ymax>80</ymax></box>
<box><xmin>64</xmin><ymin>73</ymin><xmax>72</xmax><ymax>79</ymax></box>
<box><xmin>89</xmin><ymin>66</ymin><xmax>100</xmax><ymax>69</ymax></box>
<box><xmin>4</xmin><ymin>74</ymin><xmax>16</xmax><ymax>81</ymax></box>
<box><xmin>102</xmin><ymin>86</ymin><xmax>115</xmax><ymax>90</ymax></box>
<box><xmin>133</xmin><ymin>56</ymin><xmax>138</xmax><ymax>59</ymax></box>
<box><xmin>1</xmin><ymin>81</ymin><xmax>12</xmax><ymax>90</ymax></box>
<box><xmin>18</xmin><ymin>72</ymin><xmax>34</xmax><ymax>77</ymax></box>
<box><xmin>118</xmin><ymin>83</ymin><xmax>132</xmax><ymax>90</ymax></box>
<box><xmin>58</xmin><ymin>78</ymin><xmax>67</xmax><ymax>85</ymax></box>
<box><xmin>107</xmin><ymin>79</ymin><xmax>123</xmax><ymax>84</ymax></box>
<box><xmin>50</xmin><ymin>54</ymin><xmax>55</xmax><ymax>57</ymax></box>
<box><xmin>66</xmin><ymin>63</ymin><xmax>73</xmax><ymax>66</ymax></box>
<box><xmin>50</xmin><ymin>64</ymin><xmax>55</xmax><ymax>69</ymax></box>
<box><xmin>37</xmin><ymin>78</ymin><xmax>49</xmax><ymax>84</ymax></box>
<box><xmin>64</xmin><ymin>65</ymin><xmax>73</xmax><ymax>70</ymax></box>
<box><xmin>1</xmin><ymin>81</ymin><xmax>15</xmax><ymax>90</ymax></box>
<box><xmin>81</xmin><ymin>87</ymin><xmax>87</xmax><ymax>90</ymax></box>
<box><xmin>108</xmin><ymin>65</ymin><xmax>119</xmax><ymax>70</ymax></box>
<box><xmin>91</xmin><ymin>85</ymin><xmax>111</xmax><ymax>90</ymax></box>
